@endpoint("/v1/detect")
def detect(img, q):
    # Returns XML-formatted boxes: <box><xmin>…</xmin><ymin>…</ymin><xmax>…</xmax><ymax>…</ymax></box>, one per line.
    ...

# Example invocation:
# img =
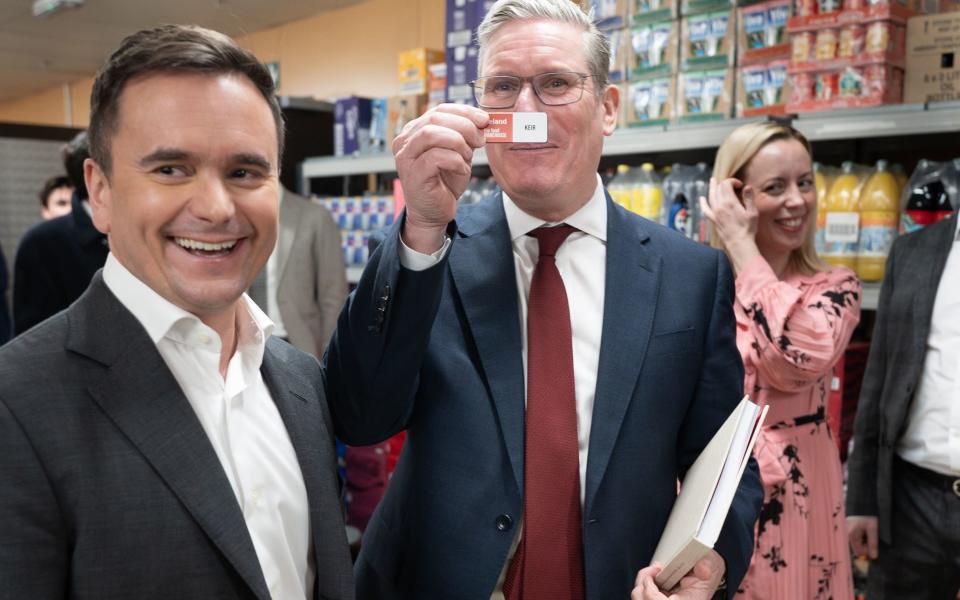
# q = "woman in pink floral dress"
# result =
<box><xmin>701</xmin><ymin>122</ymin><xmax>861</xmax><ymax>600</ymax></box>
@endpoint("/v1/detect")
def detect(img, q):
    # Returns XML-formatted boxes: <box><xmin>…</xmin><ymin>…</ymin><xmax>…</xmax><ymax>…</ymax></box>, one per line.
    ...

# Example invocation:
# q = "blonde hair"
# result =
<box><xmin>710</xmin><ymin>121</ymin><xmax>825</xmax><ymax>276</ymax></box>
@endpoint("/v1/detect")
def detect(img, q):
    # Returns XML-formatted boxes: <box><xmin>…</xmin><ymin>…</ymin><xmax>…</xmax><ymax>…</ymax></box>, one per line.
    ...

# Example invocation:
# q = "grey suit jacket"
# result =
<box><xmin>0</xmin><ymin>273</ymin><xmax>354</xmax><ymax>599</ymax></box>
<box><xmin>846</xmin><ymin>213</ymin><xmax>958</xmax><ymax>544</ymax></box>
<box><xmin>277</xmin><ymin>190</ymin><xmax>348</xmax><ymax>358</ymax></box>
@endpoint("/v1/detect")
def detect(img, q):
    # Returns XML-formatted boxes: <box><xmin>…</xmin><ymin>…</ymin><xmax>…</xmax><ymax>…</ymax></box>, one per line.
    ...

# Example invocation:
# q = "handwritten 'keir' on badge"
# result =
<box><xmin>483</xmin><ymin>112</ymin><xmax>548</xmax><ymax>143</ymax></box>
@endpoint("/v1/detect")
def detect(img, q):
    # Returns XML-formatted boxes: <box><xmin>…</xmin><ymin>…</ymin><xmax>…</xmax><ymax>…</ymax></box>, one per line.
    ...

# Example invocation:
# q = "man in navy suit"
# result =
<box><xmin>325</xmin><ymin>1</ymin><xmax>763</xmax><ymax>599</ymax></box>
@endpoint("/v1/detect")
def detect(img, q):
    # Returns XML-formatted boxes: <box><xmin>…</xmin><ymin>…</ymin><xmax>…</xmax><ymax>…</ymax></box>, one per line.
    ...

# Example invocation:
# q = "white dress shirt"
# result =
<box><xmin>102</xmin><ymin>254</ymin><xmax>314</xmax><ymax>599</ymax></box>
<box><xmin>266</xmin><ymin>191</ymin><xmax>286</xmax><ymax>338</ymax></box>
<box><xmin>897</xmin><ymin>217</ymin><xmax>960</xmax><ymax>476</ymax></box>
<box><xmin>400</xmin><ymin>175</ymin><xmax>608</xmax><ymax>599</ymax></box>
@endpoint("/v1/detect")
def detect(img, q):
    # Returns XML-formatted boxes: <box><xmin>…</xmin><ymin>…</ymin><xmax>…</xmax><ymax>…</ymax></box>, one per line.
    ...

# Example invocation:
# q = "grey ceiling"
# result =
<box><xmin>0</xmin><ymin>0</ymin><xmax>365</xmax><ymax>102</ymax></box>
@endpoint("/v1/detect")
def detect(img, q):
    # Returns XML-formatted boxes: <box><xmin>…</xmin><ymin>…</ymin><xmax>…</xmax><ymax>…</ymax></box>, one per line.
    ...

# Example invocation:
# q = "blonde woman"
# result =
<box><xmin>701</xmin><ymin>122</ymin><xmax>861</xmax><ymax>599</ymax></box>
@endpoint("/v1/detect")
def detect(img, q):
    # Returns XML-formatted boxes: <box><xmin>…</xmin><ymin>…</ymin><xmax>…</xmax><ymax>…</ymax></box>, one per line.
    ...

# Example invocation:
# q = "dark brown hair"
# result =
<box><xmin>39</xmin><ymin>175</ymin><xmax>72</xmax><ymax>208</ymax></box>
<box><xmin>61</xmin><ymin>131</ymin><xmax>89</xmax><ymax>199</ymax></box>
<box><xmin>88</xmin><ymin>24</ymin><xmax>284</xmax><ymax>175</ymax></box>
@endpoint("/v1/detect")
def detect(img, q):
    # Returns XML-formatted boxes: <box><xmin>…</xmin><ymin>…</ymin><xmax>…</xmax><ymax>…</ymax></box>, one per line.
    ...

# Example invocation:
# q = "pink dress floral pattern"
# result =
<box><xmin>733</xmin><ymin>256</ymin><xmax>861</xmax><ymax>600</ymax></box>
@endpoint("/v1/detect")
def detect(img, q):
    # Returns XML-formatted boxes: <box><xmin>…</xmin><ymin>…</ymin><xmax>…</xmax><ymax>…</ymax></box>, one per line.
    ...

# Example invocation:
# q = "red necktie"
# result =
<box><xmin>504</xmin><ymin>224</ymin><xmax>585</xmax><ymax>600</ymax></box>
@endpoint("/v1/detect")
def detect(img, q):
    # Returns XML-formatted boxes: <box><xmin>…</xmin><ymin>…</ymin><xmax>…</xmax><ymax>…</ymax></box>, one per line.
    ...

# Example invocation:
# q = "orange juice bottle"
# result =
<box><xmin>822</xmin><ymin>161</ymin><xmax>862</xmax><ymax>271</ymax></box>
<box><xmin>814</xmin><ymin>162</ymin><xmax>831</xmax><ymax>256</ymax></box>
<box><xmin>856</xmin><ymin>160</ymin><xmax>899</xmax><ymax>282</ymax></box>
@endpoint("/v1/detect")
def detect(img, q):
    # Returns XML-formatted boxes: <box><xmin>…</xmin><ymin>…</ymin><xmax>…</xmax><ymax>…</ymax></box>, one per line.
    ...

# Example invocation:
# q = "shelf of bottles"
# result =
<box><xmin>299</xmin><ymin>102</ymin><xmax>960</xmax><ymax>186</ymax></box>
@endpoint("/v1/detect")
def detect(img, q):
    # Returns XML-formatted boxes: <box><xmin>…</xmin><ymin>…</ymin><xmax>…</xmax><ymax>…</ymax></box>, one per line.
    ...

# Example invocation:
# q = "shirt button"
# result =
<box><xmin>495</xmin><ymin>514</ymin><xmax>513</xmax><ymax>532</ymax></box>
<box><xmin>250</xmin><ymin>490</ymin><xmax>261</xmax><ymax>507</ymax></box>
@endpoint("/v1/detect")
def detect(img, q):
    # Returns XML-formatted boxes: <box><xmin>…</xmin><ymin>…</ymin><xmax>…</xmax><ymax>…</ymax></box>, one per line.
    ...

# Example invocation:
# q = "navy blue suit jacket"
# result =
<box><xmin>325</xmin><ymin>192</ymin><xmax>763</xmax><ymax>599</ymax></box>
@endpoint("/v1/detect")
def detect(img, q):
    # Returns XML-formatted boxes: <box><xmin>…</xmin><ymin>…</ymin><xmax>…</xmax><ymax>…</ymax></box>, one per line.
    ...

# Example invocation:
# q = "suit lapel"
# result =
<box><xmin>910</xmin><ymin>214</ymin><xmax>957</xmax><ymax>360</ymax></box>
<box><xmin>449</xmin><ymin>195</ymin><xmax>527</xmax><ymax>491</ymax></box>
<box><xmin>277</xmin><ymin>192</ymin><xmax>300</xmax><ymax>285</ymax></box>
<box><xmin>260</xmin><ymin>343</ymin><xmax>350</xmax><ymax>596</ymax></box>
<box><xmin>72</xmin><ymin>279</ymin><xmax>271</xmax><ymax>600</ymax></box>
<box><xmin>584</xmin><ymin>197</ymin><xmax>660</xmax><ymax>515</ymax></box>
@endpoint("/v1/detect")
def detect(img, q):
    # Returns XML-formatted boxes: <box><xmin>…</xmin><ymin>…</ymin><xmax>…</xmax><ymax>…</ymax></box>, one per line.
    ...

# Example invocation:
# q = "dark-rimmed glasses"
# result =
<box><xmin>469</xmin><ymin>72</ymin><xmax>593</xmax><ymax>109</ymax></box>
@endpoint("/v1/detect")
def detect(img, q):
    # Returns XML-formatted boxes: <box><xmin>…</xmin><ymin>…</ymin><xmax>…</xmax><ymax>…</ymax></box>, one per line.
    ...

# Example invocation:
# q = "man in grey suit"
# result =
<box><xmin>0</xmin><ymin>25</ymin><xmax>363</xmax><ymax>599</ymax></box>
<box><xmin>251</xmin><ymin>186</ymin><xmax>347</xmax><ymax>358</ymax></box>
<box><xmin>846</xmin><ymin>211</ymin><xmax>960</xmax><ymax>599</ymax></box>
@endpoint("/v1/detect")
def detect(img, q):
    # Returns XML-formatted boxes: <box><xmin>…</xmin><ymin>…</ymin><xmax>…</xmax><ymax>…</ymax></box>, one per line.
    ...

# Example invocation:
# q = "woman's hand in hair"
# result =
<box><xmin>700</xmin><ymin>177</ymin><xmax>761</xmax><ymax>276</ymax></box>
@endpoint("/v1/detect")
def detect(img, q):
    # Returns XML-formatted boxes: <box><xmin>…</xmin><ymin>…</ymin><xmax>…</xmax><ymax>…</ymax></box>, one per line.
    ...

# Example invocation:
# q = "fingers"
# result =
<box><xmin>866</xmin><ymin>519</ymin><xmax>879</xmax><ymax>560</ymax></box>
<box><xmin>635</xmin><ymin>564</ymin><xmax>662</xmax><ymax>587</ymax></box>
<box><xmin>847</xmin><ymin>516</ymin><xmax>880</xmax><ymax>560</ymax></box>
<box><xmin>848</xmin><ymin>523</ymin><xmax>866</xmax><ymax>556</ymax></box>
<box><xmin>395</xmin><ymin>119</ymin><xmax>481</xmax><ymax>167</ymax></box>
<box><xmin>632</xmin><ymin>566</ymin><xmax>667</xmax><ymax>600</ymax></box>
<box><xmin>394</xmin><ymin>106</ymin><xmax>487</xmax><ymax>156</ymax></box>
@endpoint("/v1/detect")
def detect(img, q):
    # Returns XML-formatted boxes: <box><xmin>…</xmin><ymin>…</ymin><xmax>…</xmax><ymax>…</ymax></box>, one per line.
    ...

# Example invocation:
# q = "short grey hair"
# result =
<box><xmin>477</xmin><ymin>0</ymin><xmax>611</xmax><ymax>92</ymax></box>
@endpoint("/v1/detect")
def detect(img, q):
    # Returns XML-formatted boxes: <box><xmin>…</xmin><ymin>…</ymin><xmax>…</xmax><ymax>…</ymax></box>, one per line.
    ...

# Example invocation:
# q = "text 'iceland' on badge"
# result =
<box><xmin>483</xmin><ymin>112</ymin><xmax>548</xmax><ymax>143</ymax></box>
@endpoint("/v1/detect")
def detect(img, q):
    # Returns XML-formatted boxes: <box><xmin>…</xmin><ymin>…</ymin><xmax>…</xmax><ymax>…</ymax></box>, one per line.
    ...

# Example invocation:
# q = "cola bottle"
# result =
<box><xmin>903</xmin><ymin>179</ymin><xmax>949</xmax><ymax>233</ymax></box>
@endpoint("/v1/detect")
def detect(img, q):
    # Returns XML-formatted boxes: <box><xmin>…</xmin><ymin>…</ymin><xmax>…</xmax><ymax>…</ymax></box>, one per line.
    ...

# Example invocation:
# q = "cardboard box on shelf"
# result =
<box><xmin>677</xmin><ymin>68</ymin><xmax>735</xmax><ymax>120</ymax></box>
<box><xmin>904</xmin><ymin>12</ymin><xmax>960</xmax><ymax>104</ymax></box>
<box><xmin>786</xmin><ymin>62</ymin><xmax>903</xmax><ymax>112</ymax></box>
<box><xmin>787</xmin><ymin>2</ymin><xmax>913</xmax><ymax>31</ymax></box>
<box><xmin>788</xmin><ymin>20</ymin><xmax>906</xmax><ymax>71</ymax></box>
<box><xmin>681</xmin><ymin>9</ymin><xmax>738</xmax><ymax>70</ymax></box>
<box><xmin>589</xmin><ymin>0</ymin><xmax>631</xmax><ymax>28</ymax></box>
<box><xmin>446</xmin><ymin>45</ymin><xmax>479</xmax><ymax>104</ymax></box>
<box><xmin>739</xmin><ymin>0</ymin><xmax>792</xmax><ymax>65</ymax></box>
<box><xmin>633</xmin><ymin>0</ymin><xmax>680</xmax><ymax>25</ymax></box>
<box><xmin>428</xmin><ymin>63</ymin><xmax>447</xmax><ymax>109</ymax></box>
<box><xmin>387</xmin><ymin>95</ymin><xmax>428</xmax><ymax>141</ymax></box>
<box><xmin>630</xmin><ymin>19</ymin><xmax>681</xmax><ymax>78</ymax></box>
<box><xmin>625</xmin><ymin>75</ymin><xmax>678</xmax><ymax>125</ymax></box>
<box><xmin>334</xmin><ymin>96</ymin><xmax>373</xmax><ymax>157</ymax></box>
<box><xmin>604</xmin><ymin>26</ymin><xmax>631</xmax><ymax>82</ymax></box>
<box><xmin>399</xmin><ymin>48</ymin><xmax>445</xmax><ymax>95</ymax></box>
<box><xmin>738</xmin><ymin>59</ymin><xmax>790</xmax><ymax>115</ymax></box>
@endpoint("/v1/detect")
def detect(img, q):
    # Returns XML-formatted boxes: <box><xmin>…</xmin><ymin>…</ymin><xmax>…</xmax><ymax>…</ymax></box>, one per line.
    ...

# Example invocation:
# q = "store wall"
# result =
<box><xmin>0</xmin><ymin>0</ymin><xmax>445</xmax><ymax>127</ymax></box>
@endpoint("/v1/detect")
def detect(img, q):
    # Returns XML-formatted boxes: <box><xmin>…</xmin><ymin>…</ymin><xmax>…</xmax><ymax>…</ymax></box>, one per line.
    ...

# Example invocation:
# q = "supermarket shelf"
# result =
<box><xmin>793</xmin><ymin>101</ymin><xmax>960</xmax><ymax>142</ymax></box>
<box><xmin>301</xmin><ymin>147</ymin><xmax>488</xmax><ymax>181</ymax></box>
<box><xmin>301</xmin><ymin>103</ymin><xmax>960</xmax><ymax>181</ymax></box>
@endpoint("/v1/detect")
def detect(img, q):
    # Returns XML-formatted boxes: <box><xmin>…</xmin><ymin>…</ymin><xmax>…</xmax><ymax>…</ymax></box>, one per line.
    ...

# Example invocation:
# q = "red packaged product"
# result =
<box><xmin>796</xmin><ymin>0</ymin><xmax>819</xmax><ymax>17</ymax></box>
<box><xmin>815</xmin><ymin>71</ymin><xmax>839</xmax><ymax>99</ymax></box>
<box><xmin>792</xmin><ymin>31</ymin><xmax>816</xmax><ymax>62</ymax></box>
<box><xmin>839</xmin><ymin>24</ymin><xmax>865</xmax><ymax>58</ymax></box>
<box><xmin>791</xmin><ymin>72</ymin><xmax>816</xmax><ymax>102</ymax></box>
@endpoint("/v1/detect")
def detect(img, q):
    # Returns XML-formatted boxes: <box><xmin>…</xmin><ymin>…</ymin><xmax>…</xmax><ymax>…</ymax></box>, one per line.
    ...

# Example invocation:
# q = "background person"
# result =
<box><xmin>247</xmin><ymin>185</ymin><xmax>347</xmax><ymax>358</ymax></box>
<box><xmin>701</xmin><ymin>122</ymin><xmax>861</xmax><ymax>600</ymax></box>
<box><xmin>846</xmin><ymin>210</ymin><xmax>960</xmax><ymax>599</ymax></box>
<box><xmin>38</xmin><ymin>175</ymin><xmax>74</xmax><ymax>220</ymax></box>
<box><xmin>12</xmin><ymin>131</ymin><xmax>108</xmax><ymax>335</ymax></box>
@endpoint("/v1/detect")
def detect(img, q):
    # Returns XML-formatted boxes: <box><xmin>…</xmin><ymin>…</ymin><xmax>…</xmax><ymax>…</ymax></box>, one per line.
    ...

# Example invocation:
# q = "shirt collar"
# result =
<box><xmin>102</xmin><ymin>253</ymin><xmax>274</xmax><ymax>356</ymax></box>
<box><xmin>502</xmin><ymin>173</ymin><xmax>608</xmax><ymax>243</ymax></box>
